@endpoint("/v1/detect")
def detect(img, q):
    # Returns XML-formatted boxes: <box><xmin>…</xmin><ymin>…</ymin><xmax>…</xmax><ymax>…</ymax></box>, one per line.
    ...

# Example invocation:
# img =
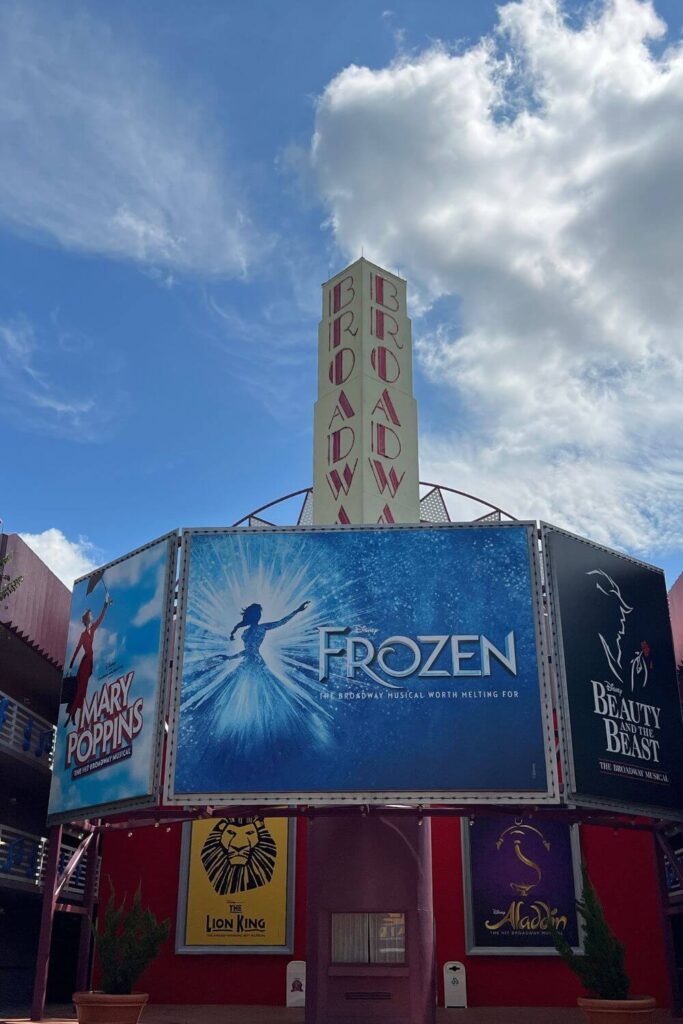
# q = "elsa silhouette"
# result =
<box><xmin>181</xmin><ymin>600</ymin><xmax>331</xmax><ymax>755</ymax></box>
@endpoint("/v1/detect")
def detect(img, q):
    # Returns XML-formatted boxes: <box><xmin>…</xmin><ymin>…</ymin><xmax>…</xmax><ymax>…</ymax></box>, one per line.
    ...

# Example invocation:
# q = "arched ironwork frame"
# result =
<box><xmin>231</xmin><ymin>483</ymin><xmax>517</xmax><ymax>528</ymax></box>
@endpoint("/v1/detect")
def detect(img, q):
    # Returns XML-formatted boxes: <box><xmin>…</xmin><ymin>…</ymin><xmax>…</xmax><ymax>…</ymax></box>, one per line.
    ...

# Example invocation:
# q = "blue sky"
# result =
<box><xmin>2</xmin><ymin>0</ymin><xmax>683</xmax><ymax>587</ymax></box>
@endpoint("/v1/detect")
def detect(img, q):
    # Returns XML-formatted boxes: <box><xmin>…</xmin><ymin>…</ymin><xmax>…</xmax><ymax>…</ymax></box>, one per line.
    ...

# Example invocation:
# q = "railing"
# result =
<box><xmin>0</xmin><ymin>687</ymin><xmax>56</xmax><ymax>768</ymax></box>
<box><xmin>0</xmin><ymin>822</ymin><xmax>99</xmax><ymax>899</ymax></box>
<box><xmin>0</xmin><ymin>823</ymin><xmax>46</xmax><ymax>888</ymax></box>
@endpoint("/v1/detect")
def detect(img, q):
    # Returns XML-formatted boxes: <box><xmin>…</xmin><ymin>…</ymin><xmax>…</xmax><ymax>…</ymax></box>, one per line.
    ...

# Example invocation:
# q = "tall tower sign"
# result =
<box><xmin>313</xmin><ymin>258</ymin><xmax>419</xmax><ymax>525</ymax></box>
<box><xmin>309</xmin><ymin>263</ymin><xmax>433</xmax><ymax>1024</ymax></box>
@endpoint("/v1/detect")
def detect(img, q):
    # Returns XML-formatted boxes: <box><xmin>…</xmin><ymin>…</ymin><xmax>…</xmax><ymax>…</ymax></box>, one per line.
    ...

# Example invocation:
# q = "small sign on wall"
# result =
<box><xmin>443</xmin><ymin>961</ymin><xmax>467</xmax><ymax>1008</ymax></box>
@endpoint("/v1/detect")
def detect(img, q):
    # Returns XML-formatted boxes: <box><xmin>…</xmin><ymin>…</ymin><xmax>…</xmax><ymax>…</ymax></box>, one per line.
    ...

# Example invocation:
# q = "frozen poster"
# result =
<box><xmin>48</xmin><ymin>535</ymin><xmax>175</xmax><ymax>821</ymax></box>
<box><xmin>170</xmin><ymin>525</ymin><xmax>554</xmax><ymax>802</ymax></box>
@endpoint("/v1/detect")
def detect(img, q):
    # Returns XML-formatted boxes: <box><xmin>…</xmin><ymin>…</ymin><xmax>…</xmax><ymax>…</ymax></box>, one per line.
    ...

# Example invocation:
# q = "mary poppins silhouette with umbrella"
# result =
<box><xmin>64</xmin><ymin>568</ymin><xmax>112</xmax><ymax>727</ymax></box>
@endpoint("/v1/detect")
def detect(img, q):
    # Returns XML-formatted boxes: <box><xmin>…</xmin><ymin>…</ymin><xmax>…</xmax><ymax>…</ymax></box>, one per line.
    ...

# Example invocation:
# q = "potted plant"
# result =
<box><xmin>73</xmin><ymin>883</ymin><xmax>170</xmax><ymax>1023</ymax></box>
<box><xmin>551</xmin><ymin>863</ymin><xmax>655</xmax><ymax>1023</ymax></box>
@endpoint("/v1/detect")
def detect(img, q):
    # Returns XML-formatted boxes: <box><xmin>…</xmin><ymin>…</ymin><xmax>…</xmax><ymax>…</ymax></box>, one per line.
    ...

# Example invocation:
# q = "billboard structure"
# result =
<box><xmin>176</xmin><ymin>814</ymin><xmax>295</xmax><ymax>954</ymax></box>
<box><xmin>462</xmin><ymin>814</ymin><xmax>582</xmax><ymax>955</ymax></box>
<box><xmin>543</xmin><ymin>524</ymin><xmax>683</xmax><ymax>818</ymax></box>
<box><xmin>47</xmin><ymin>533</ymin><xmax>177</xmax><ymax>823</ymax></box>
<box><xmin>165</xmin><ymin>522</ymin><xmax>558</xmax><ymax>805</ymax></box>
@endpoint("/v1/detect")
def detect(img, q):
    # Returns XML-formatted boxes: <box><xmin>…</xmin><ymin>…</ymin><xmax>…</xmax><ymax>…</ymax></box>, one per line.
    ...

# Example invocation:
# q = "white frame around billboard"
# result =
<box><xmin>461</xmin><ymin>817</ymin><xmax>584</xmax><ymax>956</ymax></box>
<box><xmin>47</xmin><ymin>531</ymin><xmax>179</xmax><ymax>825</ymax></box>
<box><xmin>541</xmin><ymin>522</ymin><xmax>683</xmax><ymax>822</ymax></box>
<box><xmin>175</xmin><ymin>815</ymin><xmax>297</xmax><ymax>955</ymax></box>
<box><xmin>164</xmin><ymin>521</ymin><xmax>560</xmax><ymax>807</ymax></box>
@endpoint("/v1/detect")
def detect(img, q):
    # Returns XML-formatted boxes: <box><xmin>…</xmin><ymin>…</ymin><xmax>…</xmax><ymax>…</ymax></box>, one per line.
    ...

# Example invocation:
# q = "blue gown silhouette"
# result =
<box><xmin>181</xmin><ymin>601</ymin><xmax>330</xmax><ymax>756</ymax></box>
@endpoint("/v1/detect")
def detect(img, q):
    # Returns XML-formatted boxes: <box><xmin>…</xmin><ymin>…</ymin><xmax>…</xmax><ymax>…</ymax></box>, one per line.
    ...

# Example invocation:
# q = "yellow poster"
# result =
<box><xmin>177</xmin><ymin>815</ymin><xmax>294</xmax><ymax>953</ymax></box>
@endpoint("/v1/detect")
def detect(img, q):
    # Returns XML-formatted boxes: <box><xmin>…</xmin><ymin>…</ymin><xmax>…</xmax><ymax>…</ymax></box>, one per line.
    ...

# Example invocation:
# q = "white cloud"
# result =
<box><xmin>0</xmin><ymin>2</ymin><xmax>261</xmax><ymax>277</ymax></box>
<box><xmin>0</xmin><ymin>316</ymin><xmax>110</xmax><ymax>437</ymax></box>
<box><xmin>19</xmin><ymin>528</ymin><xmax>98</xmax><ymax>588</ymax></box>
<box><xmin>132</xmin><ymin>565</ymin><xmax>166</xmax><ymax>627</ymax></box>
<box><xmin>311</xmin><ymin>0</ymin><xmax>683</xmax><ymax>558</ymax></box>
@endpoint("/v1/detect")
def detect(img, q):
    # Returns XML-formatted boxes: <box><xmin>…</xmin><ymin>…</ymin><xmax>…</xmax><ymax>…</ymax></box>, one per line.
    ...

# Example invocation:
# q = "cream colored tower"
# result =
<box><xmin>312</xmin><ymin>258</ymin><xmax>419</xmax><ymax>524</ymax></box>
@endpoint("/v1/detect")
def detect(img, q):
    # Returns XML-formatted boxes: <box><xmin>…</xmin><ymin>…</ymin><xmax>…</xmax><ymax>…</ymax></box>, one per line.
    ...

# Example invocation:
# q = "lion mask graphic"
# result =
<box><xmin>200</xmin><ymin>817</ymin><xmax>277</xmax><ymax>895</ymax></box>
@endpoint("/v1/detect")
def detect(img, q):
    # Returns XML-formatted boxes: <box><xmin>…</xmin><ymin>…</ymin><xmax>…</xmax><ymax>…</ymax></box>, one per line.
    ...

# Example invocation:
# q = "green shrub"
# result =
<box><xmin>94</xmin><ymin>882</ymin><xmax>170</xmax><ymax>995</ymax></box>
<box><xmin>550</xmin><ymin>863</ymin><xmax>630</xmax><ymax>1001</ymax></box>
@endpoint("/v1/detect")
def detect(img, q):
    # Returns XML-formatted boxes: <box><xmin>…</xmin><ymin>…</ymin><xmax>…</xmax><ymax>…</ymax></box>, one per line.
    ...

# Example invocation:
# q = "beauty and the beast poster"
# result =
<box><xmin>543</xmin><ymin>525</ymin><xmax>683</xmax><ymax>815</ymax></box>
<box><xmin>48</xmin><ymin>535</ymin><xmax>175</xmax><ymax>821</ymax></box>
<box><xmin>464</xmin><ymin>815</ymin><xmax>582</xmax><ymax>955</ymax></box>
<box><xmin>168</xmin><ymin>524</ymin><xmax>556</xmax><ymax>802</ymax></box>
<box><xmin>176</xmin><ymin>815</ymin><xmax>293</xmax><ymax>953</ymax></box>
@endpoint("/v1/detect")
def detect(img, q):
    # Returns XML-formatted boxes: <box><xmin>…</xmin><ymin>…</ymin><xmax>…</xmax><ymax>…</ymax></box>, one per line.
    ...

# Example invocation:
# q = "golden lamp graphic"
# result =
<box><xmin>495</xmin><ymin>820</ymin><xmax>551</xmax><ymax>898</ymax></box>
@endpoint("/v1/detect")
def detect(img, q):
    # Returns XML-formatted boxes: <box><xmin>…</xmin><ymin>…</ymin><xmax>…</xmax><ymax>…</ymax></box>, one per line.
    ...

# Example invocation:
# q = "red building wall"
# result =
<box><xmin>431</xmin><ymin>817</ymin><xmax>670</xmax><ymax>1007</ymax></box>
<box><xmin>99</xmin><ymin>820</ymin><xmax>308</xmax><ymax>1006</ymax></box>
<box><xmin>100</xmin><ymin>815</ymin><xmax>671</xmax><ymax>1008</ymax></box>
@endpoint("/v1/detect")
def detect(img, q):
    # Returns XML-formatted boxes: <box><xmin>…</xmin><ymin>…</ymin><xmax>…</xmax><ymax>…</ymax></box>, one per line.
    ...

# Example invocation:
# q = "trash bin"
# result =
<box><xmin>286</xmin><ymin>960</ymin><xmax>306</xmax><ymax>1007</ymax></box>
<box><xmin>443</xmin><ymin>961</ymin><xmax>467</xmax><ymax>1008</ymax></box>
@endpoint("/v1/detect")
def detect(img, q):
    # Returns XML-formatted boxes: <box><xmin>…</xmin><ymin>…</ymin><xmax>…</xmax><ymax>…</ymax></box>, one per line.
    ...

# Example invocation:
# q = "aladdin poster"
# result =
<box><xmin>463</xmin><ymin>815</ymin><xmax>582</xmax><ymax>955</ymax></box>
<box><xmin>47</xmin><ymin>534</ymin><xmax>175</xmax><ymax>822</ymax></box>
<box><xmin>167</xmin><ymin>524</ymin><xmax>557</xmax><ymax>803</ymax></box>
<box><xmin>176</xmin><ymin>815</ymin><xmax>294</xmax><ymax>953</ymax></box>
<box><xmin>543</xmin><ymin>525</ymin><xmax>683</xmax><ymax>815</ymax></box>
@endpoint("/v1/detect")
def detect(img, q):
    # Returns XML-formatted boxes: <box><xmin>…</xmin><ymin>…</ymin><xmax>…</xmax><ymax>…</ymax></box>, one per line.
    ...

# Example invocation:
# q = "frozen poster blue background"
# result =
<box><xmin>48</xmin><ymin>538</ymin><xmax>171</xmax><ymax>819</ymax></box>
<box><xmin>172</xmin><ymin>525</ymin><xmax>550</xmax><ymax>797</ymax></box>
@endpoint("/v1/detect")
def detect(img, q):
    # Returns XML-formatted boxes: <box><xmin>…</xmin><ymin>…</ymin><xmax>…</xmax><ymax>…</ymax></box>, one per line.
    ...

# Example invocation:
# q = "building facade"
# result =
<box><xmin>0</xmin><ymin>534</ymin><xmax>97</xmax><ymax>1007</ymax></box>
<box><xmin>13</xmin><ymin>261</ymin><xmax>683</xmax><ymax>1016</ymax></box>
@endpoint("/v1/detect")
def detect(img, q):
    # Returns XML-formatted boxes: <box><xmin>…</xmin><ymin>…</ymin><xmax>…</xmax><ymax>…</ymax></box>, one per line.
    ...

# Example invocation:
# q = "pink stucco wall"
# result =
<box><xmin>669</xmin><ymin>573</ymin><xmax>683</xmax><ymax>670</ymax></box>
<box><xmin>0</xmin><ymin>533</ymin><xmax>70</xmax><ymax>667</ymax></box>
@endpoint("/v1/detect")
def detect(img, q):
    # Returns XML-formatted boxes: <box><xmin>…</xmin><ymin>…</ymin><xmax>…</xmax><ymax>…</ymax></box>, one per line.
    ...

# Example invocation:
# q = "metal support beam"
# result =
<box><xmin>92</xmin><ymin>802</ymin><xmax>663</xmax><ymax>832</ymax></box>
<box><xmin>30</xmin><ymin>824</ymin><xmax>63</xmax><ymax>1022</ymax></box>
<box><xmin>657</xmin><ymin>830</ymin><xmax>683</xmax><ymax>891</ymax></box>
<box><xmin>75</xmin><ymin>829</ymin><xmax>100</xmax><ymax>992</ymax></box>
<box><xmin>54</xmin><ymin>829</ymin><xmax>94</xmax><ymax>898</ymax></box>
<box><xmin>653</xmin><ymin>831</ymin><xmax>682</xmax><ymax>1018</ymax></box>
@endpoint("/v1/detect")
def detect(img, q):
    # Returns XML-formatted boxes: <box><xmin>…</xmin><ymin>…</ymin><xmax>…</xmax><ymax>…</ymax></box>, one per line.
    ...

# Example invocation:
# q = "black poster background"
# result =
<box><xmin>545</xmin><ymin>526</ymin><xmax>683</xmax><ymax>813</ymax></box>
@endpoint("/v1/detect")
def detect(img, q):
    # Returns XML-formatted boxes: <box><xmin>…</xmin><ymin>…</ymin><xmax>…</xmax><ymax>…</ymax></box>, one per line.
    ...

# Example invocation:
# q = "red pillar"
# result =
<box><xmin>306</xmin><ymin>813</ymin><xmax>435</xmax><ymax>1024</ymax></box>
<box><xmin>654</xmin><ymin>832</ymin><xmax>682</xmax><ymax>1017</ymax></box>
<box><xmin>75</xmin><ymin>830</ymin><xmax>101</xmax><ymax>993</ymax></box>
<box><xmin>31</xmin><ymin>824</ymin><xmax>63</xmax><ymax>1022</ymax></box>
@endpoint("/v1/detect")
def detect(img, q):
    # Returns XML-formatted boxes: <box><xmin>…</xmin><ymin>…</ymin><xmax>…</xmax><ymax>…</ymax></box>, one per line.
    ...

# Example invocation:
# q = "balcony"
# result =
<box><xmin>0</xmin><ymin>687</ymin><xmax>56</xmax><ymax>770</ymax></box>
<box><xmin>0</xmin><ymin>822</ymin><xmax>99</xmax><ymax>899</ymax></box>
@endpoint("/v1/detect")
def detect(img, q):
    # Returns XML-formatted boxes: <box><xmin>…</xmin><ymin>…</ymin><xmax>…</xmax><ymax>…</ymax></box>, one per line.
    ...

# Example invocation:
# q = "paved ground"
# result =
<box><xmin>0</xmin><ymin>1006</ymin><xmax>679</xmax><ymax>1023</ymax></box>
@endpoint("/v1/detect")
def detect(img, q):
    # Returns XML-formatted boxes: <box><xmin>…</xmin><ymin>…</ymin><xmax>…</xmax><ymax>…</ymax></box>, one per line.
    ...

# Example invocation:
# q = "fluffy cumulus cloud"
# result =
<box><xmin>19</xmin><ymin>528</ymin><xmax>98</xmax><ymax>588</ymax></box>
<box><xmin>311</xmin><ymin>0</ymin><xmax>683</xmax><ymax>556</ymax></box>
<box><xmin>0</xmin><ymin>2</ymin><xmax>259</xmax><ymax>277</ymax></box>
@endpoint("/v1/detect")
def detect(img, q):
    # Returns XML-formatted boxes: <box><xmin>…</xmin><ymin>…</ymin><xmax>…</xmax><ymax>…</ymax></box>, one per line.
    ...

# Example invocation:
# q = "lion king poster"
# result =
<box><xmin>176</xmin><ymin>815</ymin><xmax>295</xmax><ymax>953</ymax></box>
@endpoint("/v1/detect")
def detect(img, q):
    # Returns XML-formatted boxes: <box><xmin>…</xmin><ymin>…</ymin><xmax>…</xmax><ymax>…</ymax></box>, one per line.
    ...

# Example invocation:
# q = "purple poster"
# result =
<box><xmin>463</xmin><ymin>815</ymin><xmax>582</xmax><ymax>955</ymax></box>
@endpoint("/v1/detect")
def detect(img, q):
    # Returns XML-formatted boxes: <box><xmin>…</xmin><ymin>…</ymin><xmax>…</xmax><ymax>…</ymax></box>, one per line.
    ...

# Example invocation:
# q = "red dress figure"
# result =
<box><xmin>65</xmin><ymin>598</ymin><xmax>111</xmax><ymax>727</ymax></box>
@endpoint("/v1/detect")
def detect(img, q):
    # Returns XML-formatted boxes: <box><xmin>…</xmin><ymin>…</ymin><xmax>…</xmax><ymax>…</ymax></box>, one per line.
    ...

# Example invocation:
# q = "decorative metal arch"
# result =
<box><xmin>231</xmin><ymin>483</ymin><xmax>516</xmax><ymax>528</ymax></box>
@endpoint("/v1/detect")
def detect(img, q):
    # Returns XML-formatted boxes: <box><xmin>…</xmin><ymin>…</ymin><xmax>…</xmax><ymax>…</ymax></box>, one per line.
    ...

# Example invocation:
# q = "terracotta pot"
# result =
<box><xmin>578</xmin><ymin>996</ymin><xmax>656</xmax><ymax>1024</ymax></box>
<box><xmin>72</xmin><ymin>991</ymin><xmax>149</xmax><ymax>1024</ymax></box>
